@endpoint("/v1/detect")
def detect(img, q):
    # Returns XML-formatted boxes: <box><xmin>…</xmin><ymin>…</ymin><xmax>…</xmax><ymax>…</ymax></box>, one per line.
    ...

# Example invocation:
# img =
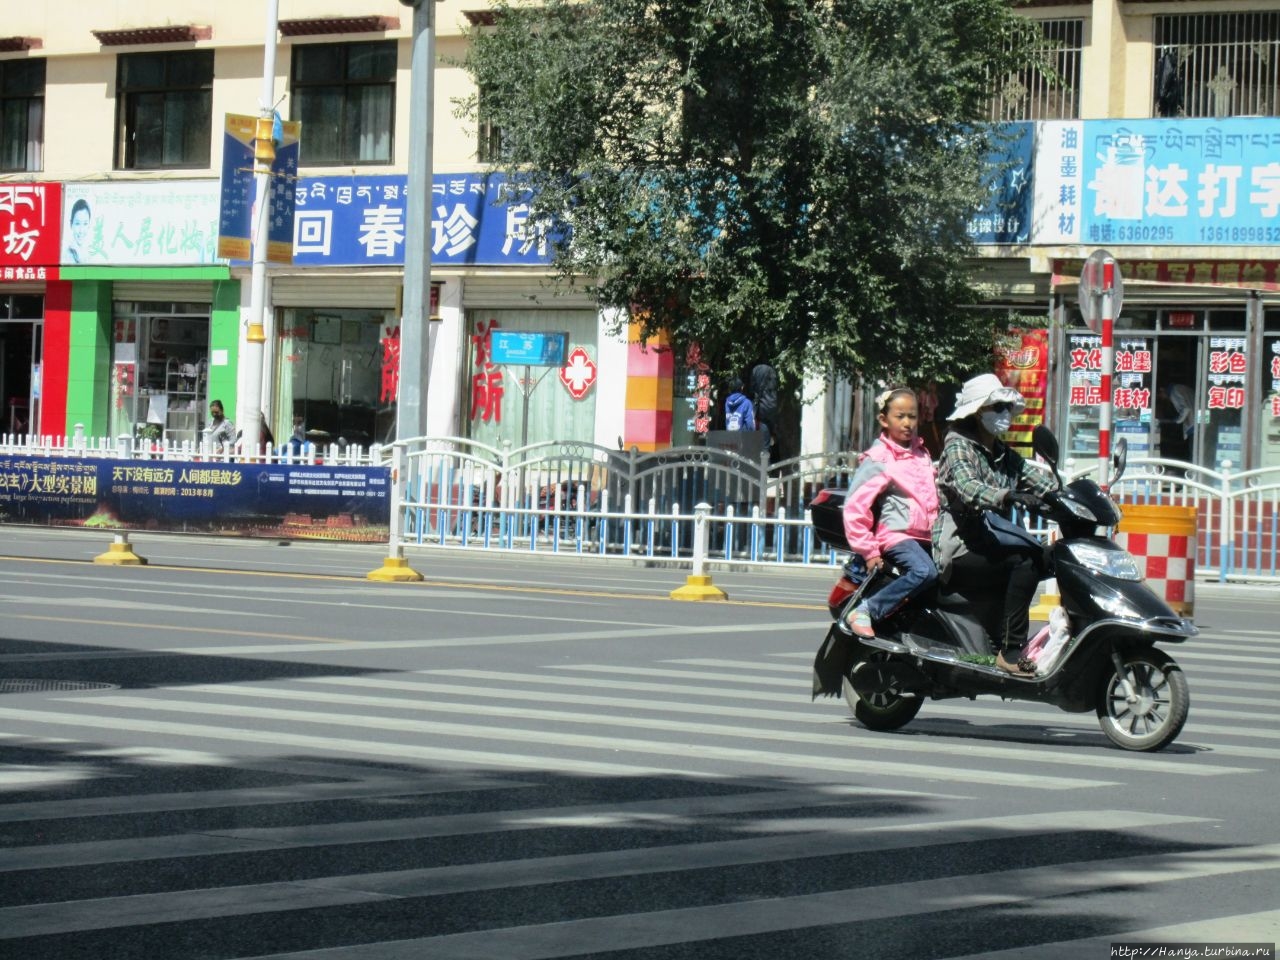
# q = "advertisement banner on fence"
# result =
<box><xmin>0</xmin><ymin>455</ymin><xmax>390</xmax><ymax>542</ymax></box>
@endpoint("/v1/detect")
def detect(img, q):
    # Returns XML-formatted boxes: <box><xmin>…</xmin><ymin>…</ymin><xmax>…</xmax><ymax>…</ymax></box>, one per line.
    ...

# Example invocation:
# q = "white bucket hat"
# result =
<box><xmin>948</xmin><ymin>373</ymin><xmax>1026</xmax><ymax>421</ymax></box>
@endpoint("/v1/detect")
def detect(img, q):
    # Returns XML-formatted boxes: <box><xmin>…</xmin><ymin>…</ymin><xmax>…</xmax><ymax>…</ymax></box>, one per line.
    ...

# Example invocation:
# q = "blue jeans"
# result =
<box><xmin>863</xmin><ymin>538</ymin><xmax>937</xmax><ymax>622</ymax></box>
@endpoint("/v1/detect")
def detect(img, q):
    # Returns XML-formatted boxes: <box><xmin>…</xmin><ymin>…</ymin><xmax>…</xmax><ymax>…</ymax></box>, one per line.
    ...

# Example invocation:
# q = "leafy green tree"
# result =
<box><xmin>462</xmin><ymin>0</ymin><xmax>1042</xmax><ymax>388</ymax></box>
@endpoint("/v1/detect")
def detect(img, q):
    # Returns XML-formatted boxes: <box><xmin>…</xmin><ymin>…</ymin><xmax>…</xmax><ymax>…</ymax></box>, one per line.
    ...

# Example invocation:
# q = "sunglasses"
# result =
<box><xmin>986</xmin><ymin>402</ymin><xmax>1014</xmax><ymax>413</ymax></box>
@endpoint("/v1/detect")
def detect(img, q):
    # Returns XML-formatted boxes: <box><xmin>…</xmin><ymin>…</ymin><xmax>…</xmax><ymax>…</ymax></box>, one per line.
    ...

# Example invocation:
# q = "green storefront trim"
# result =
<box><xmin>59</xmin><ymin>266</ymin><xmax>231</xmax><ymax>281</ymax></box>
<box><xmin>61</xmin><ymin>270</ymin><xmax>242</xmax><ymax>438</ymax></box>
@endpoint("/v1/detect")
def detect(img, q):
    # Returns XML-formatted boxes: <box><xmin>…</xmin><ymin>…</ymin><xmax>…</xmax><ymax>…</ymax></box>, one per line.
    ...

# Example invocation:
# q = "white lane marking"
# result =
<box><xmin>183</xmin><ymin>682</ymin><xmax>1255</xmax><ymax>778</ymax></box>
<box><xmin>0</xmin><ymin>700</ymin><xmax>1116</xmax><ymax>791</ymax></box>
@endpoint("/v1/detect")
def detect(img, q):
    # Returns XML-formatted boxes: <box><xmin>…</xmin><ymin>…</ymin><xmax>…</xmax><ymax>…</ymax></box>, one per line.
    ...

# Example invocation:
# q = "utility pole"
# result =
<box><xmin>239</xmin><ymin>0</ymin><xmax>281</xmax><ymax>452</ymax></box>
<box><xmin>395</xmin><ymin>0</ymin><xmax>437</xmax><ymax>441</ymax></box>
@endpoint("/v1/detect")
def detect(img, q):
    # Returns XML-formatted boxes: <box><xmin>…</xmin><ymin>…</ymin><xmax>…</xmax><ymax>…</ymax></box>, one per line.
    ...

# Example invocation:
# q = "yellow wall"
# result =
<box><xmin>9</xmin><ymin>1</ymin><xmax>480</xmax><ymax>181</ymax></box>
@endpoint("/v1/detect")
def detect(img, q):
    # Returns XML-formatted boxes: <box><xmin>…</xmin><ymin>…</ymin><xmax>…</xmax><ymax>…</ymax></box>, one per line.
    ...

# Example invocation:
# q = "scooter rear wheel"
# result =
<box><xmin>1095</xmin><ymin>648</ymin><xmax>1189</xmax><ymax>752</ymax></box>
<box><xmin>842</xmin><ymin>653</ymin><xmax>923</xmax><ymax>732</ymax></box>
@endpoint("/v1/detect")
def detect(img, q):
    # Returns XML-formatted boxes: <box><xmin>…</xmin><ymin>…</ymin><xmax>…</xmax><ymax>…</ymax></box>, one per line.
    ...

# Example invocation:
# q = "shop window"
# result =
<box><xmin>290</xmin><ymin>41</ymin><xmax>395</xmax><ymax>165</ymax></box>
<box><xmin>0</xmin><ymin>58</ymin><xmax>44</xmax><ymax>173</ymax></box>
<box><xmin>275</xmin><ymin>308</ymin><xmax>396</xmax><ymax>449</ymax></box>
<box><xmin>1208</xmin><ymin>309</ymin><xmax>1247</xmax><ymax>331</ymax></box>
<box><xmin>109</xmin><ymin>306</ymin><xmax>210</xmax><ymax>443</ymax></box>
<box><xmin>115</xmin><ymin>51</ymin><xmax>214</xmax><ymax>170</ymax></box>
<box><xmin>987</xmin><ymin>18</ymin><xmax>1082</xmax><ymax>121</ymax></box>
<box><xmin>464</xmin><ymin>309</ymin><xmax>597</xmax><ymax>449</ymax></box>
<box><xmin>1154</xmin><ymin>11</ymin><xmax>1280</xmax><ymax>118</ymax></box>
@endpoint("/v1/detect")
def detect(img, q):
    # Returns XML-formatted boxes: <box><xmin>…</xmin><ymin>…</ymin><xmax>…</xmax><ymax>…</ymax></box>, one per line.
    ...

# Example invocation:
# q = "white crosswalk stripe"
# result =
<box><xmin>1</xmin><ymin>625</ymin><xmax>1277</xmax><ymax>958</ymax></box>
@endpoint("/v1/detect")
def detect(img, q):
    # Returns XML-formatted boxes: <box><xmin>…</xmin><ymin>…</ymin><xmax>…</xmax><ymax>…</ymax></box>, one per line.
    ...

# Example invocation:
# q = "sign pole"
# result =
<box><xmin>239</xmin><ymin>0</ymin><xmax>280</xmax><ymax>454</ymax></box>
<box><xmin>394</xmin><ymin>0</ymin><xmax>437</xmax><ymax>442</ymax></box>
<box><xmin>520</xmin><ymin>364</ymin><xmax>532</xmax><ymax>450</ymax></box>
<box><xmin>1098</xmin><ymin>258</ymin><xmax>1115</xmax><ymax>489</ymax></box>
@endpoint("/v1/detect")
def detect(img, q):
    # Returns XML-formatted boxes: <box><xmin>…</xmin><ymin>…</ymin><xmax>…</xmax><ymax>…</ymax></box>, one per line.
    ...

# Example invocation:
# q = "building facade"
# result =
<box><xmin>1</xmin><ymin>0</ymin><xmax>1279</xmax><ymax>468</ymax></box>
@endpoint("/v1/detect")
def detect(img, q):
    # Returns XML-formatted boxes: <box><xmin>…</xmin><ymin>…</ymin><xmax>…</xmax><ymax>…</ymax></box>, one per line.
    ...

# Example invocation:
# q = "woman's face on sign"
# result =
<box><xmin>70</xmin><ymin>208</ymin><xmax>90</xmax><ymax>247</ymax></box>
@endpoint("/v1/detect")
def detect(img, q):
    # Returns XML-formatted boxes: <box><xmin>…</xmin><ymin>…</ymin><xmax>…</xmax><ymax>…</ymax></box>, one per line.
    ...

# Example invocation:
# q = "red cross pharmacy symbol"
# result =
<box><xmin>559</xmin><ymin>346</ymin><xmax>598</xmax><ymax>399</ymax></box>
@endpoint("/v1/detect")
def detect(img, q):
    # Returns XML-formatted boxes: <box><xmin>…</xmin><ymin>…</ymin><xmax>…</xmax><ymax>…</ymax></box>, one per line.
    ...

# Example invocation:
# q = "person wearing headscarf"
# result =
<box><xmin>933</xmin><ymin>374</ymin><xmax>1057</xmax><ymax>676</ymax></box>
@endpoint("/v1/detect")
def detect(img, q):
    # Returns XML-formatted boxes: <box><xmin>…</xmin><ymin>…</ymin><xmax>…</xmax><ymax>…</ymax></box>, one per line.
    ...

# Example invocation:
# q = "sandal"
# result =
<box><xmin>843</xmin><ymin>606</ymin><xmax>875</xmax><ymax>638</ymax></box>
<box><xmin>995</xmin><ymin>650</ymin><xmax>1036</xmax><ymax>676</ymax></box>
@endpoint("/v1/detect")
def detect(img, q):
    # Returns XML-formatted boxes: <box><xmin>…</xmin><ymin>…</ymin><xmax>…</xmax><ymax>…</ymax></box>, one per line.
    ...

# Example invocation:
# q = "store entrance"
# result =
<box><xmin>1152</xmin><ymin>309</ymin><xmax>1248</xmax><ymax>470</ymax></box>
<box><xmin>0</xmin><ymin>294</ymin><xmax>44</xmax><ymax>437</ymax></box>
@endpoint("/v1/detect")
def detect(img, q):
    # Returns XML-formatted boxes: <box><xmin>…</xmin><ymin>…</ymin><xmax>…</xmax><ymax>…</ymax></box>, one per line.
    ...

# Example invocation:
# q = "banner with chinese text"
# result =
<box><xmin>0</xmin><ymin>455</ymin><xmax>389</xmax><ymax>542</ymax></box>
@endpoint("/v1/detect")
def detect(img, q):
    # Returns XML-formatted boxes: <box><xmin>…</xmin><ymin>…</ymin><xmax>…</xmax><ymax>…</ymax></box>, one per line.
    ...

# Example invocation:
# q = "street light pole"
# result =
<box><xmin>240</xmin><ymin>0</ymin><xmax>280</xmax><ymax>452</ymax></box>
<box><xmin>395</xmin><ymin>0</ymin><xmax>437</xmax><ymax>441</ymax></box>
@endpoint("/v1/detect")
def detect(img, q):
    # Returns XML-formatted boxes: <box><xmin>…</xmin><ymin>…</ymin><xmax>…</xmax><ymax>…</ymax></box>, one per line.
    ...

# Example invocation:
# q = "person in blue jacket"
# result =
<box><xmin>723</xmin><ymin>378</ymin><xmax>755</xmax><ymax>432</ymax></box>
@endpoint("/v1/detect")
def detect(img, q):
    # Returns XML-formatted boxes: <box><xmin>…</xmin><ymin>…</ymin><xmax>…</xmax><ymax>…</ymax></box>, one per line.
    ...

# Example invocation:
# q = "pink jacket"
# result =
<box><xmin>841</xmin><ymin>434</ymin><xmax>939</xmax><ymax>562</ymax></box>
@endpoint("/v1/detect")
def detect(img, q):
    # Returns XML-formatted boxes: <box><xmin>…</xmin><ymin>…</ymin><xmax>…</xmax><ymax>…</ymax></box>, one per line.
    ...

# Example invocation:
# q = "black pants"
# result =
<box><xmin>950</xmin><ymin>546</ymin><xmax>1048</xmax><ymax>653</ymax></box>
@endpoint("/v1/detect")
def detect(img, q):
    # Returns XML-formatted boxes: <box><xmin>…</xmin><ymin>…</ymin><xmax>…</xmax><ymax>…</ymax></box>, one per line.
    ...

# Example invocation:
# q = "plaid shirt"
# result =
<box><xmin>932</xmin><ymin>427</ymin><xmax>1057</xmax><ymax>545</ymax></box>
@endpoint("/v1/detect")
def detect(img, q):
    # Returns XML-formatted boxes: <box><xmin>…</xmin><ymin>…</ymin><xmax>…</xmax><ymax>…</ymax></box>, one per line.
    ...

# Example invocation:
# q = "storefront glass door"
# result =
<box><xmin>0</xmin><ymin>294</ymin><xmax>43</xmax><ymax>437</ymax></box>
<box><xmin>110</xmin><ymin>302</ymin><xmax>211</xmax><ymax>443</ymax></box>
<box><xmin>1152</xmin><ymin>310</ymin><xmax>1248</xmax><ymax>470</ymax></box>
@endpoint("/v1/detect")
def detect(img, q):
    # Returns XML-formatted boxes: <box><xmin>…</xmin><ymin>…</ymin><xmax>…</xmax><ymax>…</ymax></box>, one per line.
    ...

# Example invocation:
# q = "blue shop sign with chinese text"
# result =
<box><xmin>0</xmin><ymin>455</ymin><xmax>389</xmax><ymax>542</ymax></box>
<box><xmin>292</xmin><ymin>173</ymin><xmax>553</xmax><ymax>267</ymax></box>
<box><xmin>966</xmin><ymin>122</ymin><xmax>1033</xmax><ymax>245</ymax></box>
<box><xmin>1034</xmin><ymin>117</ymin><xmax>1280</xmax><ymax>246</ymax></box>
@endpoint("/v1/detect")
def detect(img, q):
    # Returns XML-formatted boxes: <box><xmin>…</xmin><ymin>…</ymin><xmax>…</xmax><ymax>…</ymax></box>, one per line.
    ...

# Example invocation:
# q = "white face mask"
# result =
<box><xmin>980</xmin><ymin>410</ymin><xmax>1012</xmax><ymax>435</ymax></box>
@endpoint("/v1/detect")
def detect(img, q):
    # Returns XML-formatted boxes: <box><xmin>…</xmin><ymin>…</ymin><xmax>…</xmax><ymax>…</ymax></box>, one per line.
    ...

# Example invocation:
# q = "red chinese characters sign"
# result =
<box><xmin>1053</xmin><ymin>259</ymin><xmax>1280</xmax><ymax>292</ymax></box>
<box><xmin>1206</xmin><ymin>337</ymin><xmax>1246</xmax><ymax>410</ymax></box>
<box><xmin>380</xmin><ymin>326</ymin><xmax>401</xmax><ymax>404</ymax></box>
<box><xmin>0</xmin><ymin>183</ymin><xmax>61</xmax><ymax>278</ymax></box>
<box><xmin>470</xmin><ymin>318</ymin><xmax>504</xmax><ymax>423</ymax></box>
<box><xmin>1067</xmin><ymin>335</ymin><xmax>1153</xmax><ymax>410</ymax></box>
<box><xmin>685</xmin><ymin>342</ymin><xmax>712</xmax><ymax>435</ymax></box>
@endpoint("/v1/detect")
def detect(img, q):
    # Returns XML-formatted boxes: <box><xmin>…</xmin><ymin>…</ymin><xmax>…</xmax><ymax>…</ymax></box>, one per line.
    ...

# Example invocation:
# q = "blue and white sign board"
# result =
<box><xmin>1034</xmin><ymin>117</ymin><xmax>1280</xmax><ymax>246</ymax></box>
<box><xmin>966</xmin><ymin>122</ymin><xmax>1033</xmax><ymax>244</ymax></box>
<box><xmin>291</xmin><ymin>173</ymin><xmax>555</xmax><ymax>267</ymax></box>
<box><xmin>489</xmin><ymin>330</ymin><xmax>569</xmax><ymax>367</ymax></box>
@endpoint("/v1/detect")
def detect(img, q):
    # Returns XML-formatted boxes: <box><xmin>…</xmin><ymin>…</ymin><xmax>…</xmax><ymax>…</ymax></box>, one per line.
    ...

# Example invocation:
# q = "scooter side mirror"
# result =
<box><xmin>1112</xmin><ymin>436</ymin><xmax>1128</xmax><ymax>486</ymax></box>
<box><xmin>1032</xmin><ymin>423</ymin><xmax>1060</xmax><ymax>465</ymax></box>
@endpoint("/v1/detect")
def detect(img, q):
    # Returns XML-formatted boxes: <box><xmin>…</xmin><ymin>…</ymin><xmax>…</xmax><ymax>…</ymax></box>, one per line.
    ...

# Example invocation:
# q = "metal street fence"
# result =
<box><xmin>4</xmin><ymin>432</ymin><xmax>1277</xmax><ymax>583</ymax></box>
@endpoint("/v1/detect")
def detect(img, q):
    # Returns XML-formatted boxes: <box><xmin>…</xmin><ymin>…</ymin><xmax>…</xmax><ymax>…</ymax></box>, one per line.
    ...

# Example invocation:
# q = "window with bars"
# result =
<box><xmin>115</xmin><ymin>51</ymin><xmax>213</xmax><ymax>170</ymax></box>
<box><xmin>1155</xmin><ymin>11</ymin><xmax>1280</xmax><ymax>118</ymax></box>
<box><xmin>290</xmin><ymin>41</ymin><xmax>396</xmax><ymax>165</ymax></box>
<box><xmin>987</xmin><ymin>19</ymin><xmax>1082</xmax><ymax>122</ymax></box>
<box><xmin>476</xmin><ymin>87</ymin><xmax>506</xmax><ymax>163</ymax></box>
<box><xmin>0</xmin><ymin>58</ymin><xmax>45</xmax><ymax>172</ymax></box>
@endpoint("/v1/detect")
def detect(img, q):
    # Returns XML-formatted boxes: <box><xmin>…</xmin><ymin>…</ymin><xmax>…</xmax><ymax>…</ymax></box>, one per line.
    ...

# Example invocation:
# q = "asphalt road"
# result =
<box><xmin>0</xmin><ymin>526</ymin><xmax>1277</xmax><ymax>959</ymax></box>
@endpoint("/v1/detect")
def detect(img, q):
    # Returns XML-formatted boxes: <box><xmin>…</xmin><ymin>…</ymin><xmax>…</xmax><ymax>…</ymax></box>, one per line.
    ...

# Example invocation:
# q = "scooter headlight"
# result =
<box><xmin>1067</xmin><ymin>542</ymin><xmax>1142</xmax><ymax>581</ymax></box>
<box><xmin>1091</xmin><ymin>592</ymin><xmax>1145</xmax><ymax>619</ymax></box>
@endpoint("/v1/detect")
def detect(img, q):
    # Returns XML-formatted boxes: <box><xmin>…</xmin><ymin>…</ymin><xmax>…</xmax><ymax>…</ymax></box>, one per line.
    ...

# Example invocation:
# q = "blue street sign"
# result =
<box><xmin>489</xmin><ymin>330</ymin><xmax>569</xmax><ymax>367</ymax></box>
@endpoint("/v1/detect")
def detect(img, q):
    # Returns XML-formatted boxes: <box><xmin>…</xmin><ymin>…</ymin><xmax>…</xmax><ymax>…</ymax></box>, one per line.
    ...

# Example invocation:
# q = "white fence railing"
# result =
<box><xmin>0</xmin><ymin>431</ymin><xmax>382</xmax><ymax>467</ymax></box>
<box><xmin>1065</xmin><ymin>456</ymin><xmax>1280</xmax><ymax>584</ymax></box>
<box><xmin>4</xmin><ymin>432</ymin><xmax>1278</xmax><ymax>582</ymax></box>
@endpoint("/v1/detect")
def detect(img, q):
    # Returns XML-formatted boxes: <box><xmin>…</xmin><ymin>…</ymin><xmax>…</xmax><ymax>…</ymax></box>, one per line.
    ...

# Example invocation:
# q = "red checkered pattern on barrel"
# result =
<box><xmin>1116</xmin><ymin>532</ymin><xmax>1195</xmax><ymax>610</ymax></box>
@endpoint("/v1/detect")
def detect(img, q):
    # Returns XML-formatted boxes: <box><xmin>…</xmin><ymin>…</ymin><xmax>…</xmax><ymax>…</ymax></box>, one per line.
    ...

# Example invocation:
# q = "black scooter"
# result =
<box><xmin>809</xmin><ymin>426</ymin><xmax>1195</xmax><ymax>752</ymax></box>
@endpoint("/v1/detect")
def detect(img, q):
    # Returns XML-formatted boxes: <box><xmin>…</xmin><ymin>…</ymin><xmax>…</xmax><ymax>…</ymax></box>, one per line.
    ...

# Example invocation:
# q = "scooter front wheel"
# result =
<box><xmin>1095</xmin><ymin>648</ymin><xmax>1189</xmax><ymax>752</ymax></box>
<box><xmin>842</xmin><ymin>653</ymin><xmax>923</xmax><ymax>732</ymax></box>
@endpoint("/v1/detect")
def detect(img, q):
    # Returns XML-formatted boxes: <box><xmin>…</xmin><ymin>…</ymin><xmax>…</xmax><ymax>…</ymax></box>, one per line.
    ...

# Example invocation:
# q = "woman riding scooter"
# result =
<box><xmin>933</xmin><ymin>374</ymin><xmax>1057</xmax><ymax>676</ymax></box>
